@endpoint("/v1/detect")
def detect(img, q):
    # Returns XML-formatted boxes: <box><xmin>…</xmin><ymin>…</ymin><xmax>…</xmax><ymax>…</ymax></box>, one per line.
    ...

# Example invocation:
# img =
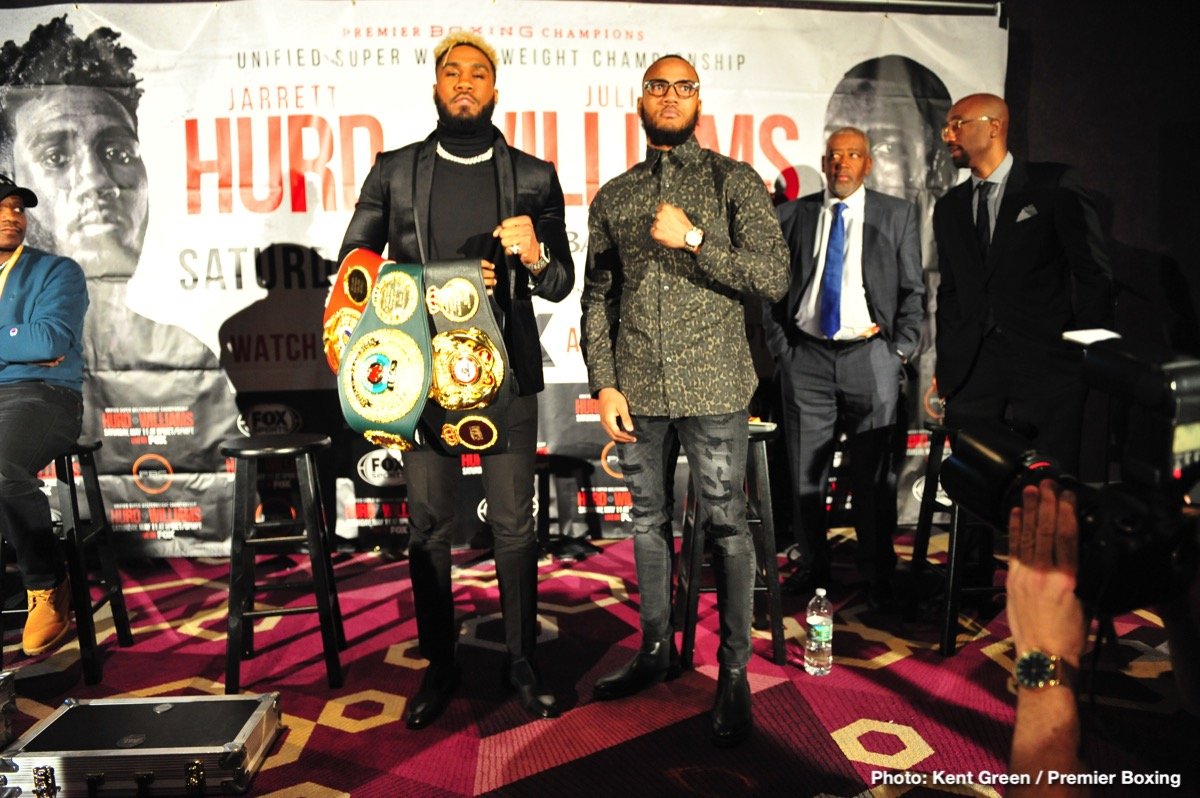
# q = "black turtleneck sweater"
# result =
<box><xmin>429</xmin><ymin>121</ymin><xmax>500</xmax><ymax>265</ymax></box>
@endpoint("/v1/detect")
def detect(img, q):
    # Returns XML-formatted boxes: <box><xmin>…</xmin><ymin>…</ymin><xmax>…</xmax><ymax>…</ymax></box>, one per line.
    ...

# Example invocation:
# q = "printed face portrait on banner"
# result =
<box><xmin>823</xmin><ymin>55</ymin><xmax>958</xmax><ymax>214</ymax></box>
<box><xmin>1</xmin><ymin>15</ymin><xmax>220</xmax><ymax>373</ymax></box>
<box><xmin>0</xmin><ymin>16</ymin><xmax>148</xmax><ymax>279</ymax></box>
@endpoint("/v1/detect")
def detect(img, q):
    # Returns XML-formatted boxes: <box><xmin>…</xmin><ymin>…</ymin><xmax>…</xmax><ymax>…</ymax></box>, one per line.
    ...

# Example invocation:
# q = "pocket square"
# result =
<box><xmin>1016</xmin><ymin>205</ymin><xmax>1038</xmax><ymax>222</ymax></box>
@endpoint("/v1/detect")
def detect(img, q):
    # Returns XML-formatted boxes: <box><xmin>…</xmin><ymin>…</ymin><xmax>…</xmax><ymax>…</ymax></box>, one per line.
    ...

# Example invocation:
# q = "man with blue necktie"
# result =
<box><xmin>764</xmin><ymin>127</ymin><xmax>923</xmax><ymax>610</ymax></box>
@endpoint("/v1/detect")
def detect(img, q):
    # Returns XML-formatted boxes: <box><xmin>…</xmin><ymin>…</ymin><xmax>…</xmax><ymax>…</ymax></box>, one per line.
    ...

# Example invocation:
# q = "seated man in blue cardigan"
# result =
<box><xmin>0</xmin><ymin>173</ymin><xmax>88</xmax><ymax>656</ymax></box>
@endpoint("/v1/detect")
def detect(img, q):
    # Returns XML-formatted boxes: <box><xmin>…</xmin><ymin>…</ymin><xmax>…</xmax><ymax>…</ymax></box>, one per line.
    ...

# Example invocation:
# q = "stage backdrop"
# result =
<box><xmin>5</xmin><ymin>1</ymin><xmax>1007</xmax><ymax>555</ymax></box>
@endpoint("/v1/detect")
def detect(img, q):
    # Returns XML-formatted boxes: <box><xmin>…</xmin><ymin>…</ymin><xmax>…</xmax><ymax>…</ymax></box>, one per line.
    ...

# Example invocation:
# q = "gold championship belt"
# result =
<box><xmin>422</xmin><ymin>261</ymin><xmax>513</xmax><ymax>454</ymax></box>
<box><xmin>336</xmin><ymin>261</ymin><xmax>431</xmax><ymax>451</ymax></box>
<box><xmin>323</xmin><ymin>248</ymin><xmax>387</xmax><ymax>374</ymax></box>
<box><xmin>430</xmin><ymin>328</ymin><xmax>505</xmax><ymax>410</ymax></box>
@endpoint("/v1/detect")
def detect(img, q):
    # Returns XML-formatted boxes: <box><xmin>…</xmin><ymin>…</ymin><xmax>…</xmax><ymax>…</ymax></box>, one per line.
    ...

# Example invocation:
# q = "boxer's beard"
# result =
<box><xmin>435</xmin><ymin>95</ymin><xmax>497</xmax><ymax>135</ymax></box>
<box><xmin>640</xmin><ymin>104</ymin><xmax>699</xmax><ymax>148</ymax></box>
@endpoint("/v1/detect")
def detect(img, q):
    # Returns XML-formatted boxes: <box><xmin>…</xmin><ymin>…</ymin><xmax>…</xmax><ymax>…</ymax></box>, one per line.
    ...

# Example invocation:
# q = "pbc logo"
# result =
<box><xmin>237</xmin><ymin>404</ymin><xmax>302</xmax><ymax>435</ymax></box>
<box><xmin>132</xmin><ymin>453</ymin><xmax>174</xmax><ymax>495</ymax></box>
<box><xmin>357</xmin><ymin>449</ymin><xmax>406</xmax><ymax>487</ymax></box>
<box><xmin>476</xmin><ymin>489</ymin><xmax>539</xmax><ymax>523</ymax></box>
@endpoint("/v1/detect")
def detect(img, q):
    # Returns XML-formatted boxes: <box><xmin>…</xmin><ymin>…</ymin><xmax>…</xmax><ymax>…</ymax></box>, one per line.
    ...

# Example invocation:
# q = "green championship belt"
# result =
<box><xmin>422</xmin><ymin>260</ymin><xmax>513</xmax><ymax>455</ymax></box>
<box><xmin>337</xmin><ymin>261</ymin><xmax>431</xmax><ymax>452</ymax></box>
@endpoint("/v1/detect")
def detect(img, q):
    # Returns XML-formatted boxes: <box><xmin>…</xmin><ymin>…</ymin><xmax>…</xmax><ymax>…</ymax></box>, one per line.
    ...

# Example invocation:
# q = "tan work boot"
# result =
<box><xmin>22</xmin><ymin>578</ymin><xmax>72</xmax><ymax>656</ymax></box>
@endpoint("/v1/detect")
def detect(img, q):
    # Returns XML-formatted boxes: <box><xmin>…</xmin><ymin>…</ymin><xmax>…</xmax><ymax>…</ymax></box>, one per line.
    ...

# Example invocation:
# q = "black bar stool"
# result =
<box><xmin>220</xmin><ymin>434</ymin><xmax>346</xmax><ymax>694</ymax></box>
<box><xmin>674</xmin><ymin>424</ymin><xmax>787</xmax><ymax>668</ymax></box>
<box><xmin>908</xmin><ymin>422</ymin><xmax>1002</xmax><ymax>655</ymax></box>
<box><xmin>1</xmin><ymin>439</ymin><xmax>133</xmax><ymax>684</ymax></box>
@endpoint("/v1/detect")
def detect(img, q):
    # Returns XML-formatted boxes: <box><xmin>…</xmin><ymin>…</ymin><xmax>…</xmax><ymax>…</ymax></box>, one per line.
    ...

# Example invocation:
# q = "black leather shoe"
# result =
<box><xmin>593</xmin><ymin>637</ymin><xmax>679</xmax><ymax>701</ymax></box>
<box><xmin>781</xmin><ymin>567</ymin><xmax>831</xmax><ymax>596</ymax></box>
<box><xmin>710</xmin><ymin>666</ymin><xmax>752</xmax><ymax>747</ymax></box>
<box><xmin>404</xmin><ymin>661</ymin><xmax>460</xmax><ymax>730</ymax></box>
<box><xmin>866</xmin><ymin>576</ymin><xmax>896</xmax><ymax>613</ymax></box>
<box><xmin>508</xmin><ymin>658</ymin><xmax>560</xmax><ymax>719</ymax></box>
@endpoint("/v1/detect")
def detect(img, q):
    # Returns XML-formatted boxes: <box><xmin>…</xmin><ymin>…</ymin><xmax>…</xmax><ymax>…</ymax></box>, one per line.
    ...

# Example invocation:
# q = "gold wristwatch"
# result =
<box><xmin>1013</xmin><ymin>649</ymin><xmax>1076</xmax><ymax>690</ymax></box>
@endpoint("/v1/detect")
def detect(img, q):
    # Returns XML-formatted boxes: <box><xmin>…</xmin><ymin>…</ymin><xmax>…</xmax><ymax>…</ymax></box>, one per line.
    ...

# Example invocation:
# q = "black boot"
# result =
<box><xmin>508</xmin><ymin>658</ymin><xmax>560</xmax><ymax>719</ymax></box>
<box><xmin>593</xmin><ymin>637</ymin><xmax>679</xmax><ymax>701</ymax></box>
<box><xmin>710</xmin><ymin>666</ymin><xmax>752</xmax><ymax>747</ymax></box>
<box><xmin>404</xmin><ymin>660</ymin><xmax>460</xmax><ymax>730</ymax></box>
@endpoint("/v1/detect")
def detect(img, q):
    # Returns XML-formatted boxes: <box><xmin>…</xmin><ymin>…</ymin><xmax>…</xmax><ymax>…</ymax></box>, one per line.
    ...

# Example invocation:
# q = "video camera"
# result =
<box><xmin>940</xmin><ymin>338</ymin><xmax>1200</xmax><ymax>615</ymax></box>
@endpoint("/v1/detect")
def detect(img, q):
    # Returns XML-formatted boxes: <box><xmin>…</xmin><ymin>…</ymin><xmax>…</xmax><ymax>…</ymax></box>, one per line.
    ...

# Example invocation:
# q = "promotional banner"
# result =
<box><xmin>3</xmin><ymin>1</ymin><xmax>1007</xmax><ymax>553</ymax></box>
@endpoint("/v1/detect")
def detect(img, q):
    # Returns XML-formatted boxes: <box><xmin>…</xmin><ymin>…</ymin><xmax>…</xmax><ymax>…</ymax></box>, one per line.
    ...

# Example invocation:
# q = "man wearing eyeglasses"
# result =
<box><xmin>581</xmin><ymin>55</ymin><xmax>788</xmax><ymax>747</ymax></box>
<box><xmin>933</xmin><ymin>94</ymin><xmax>1111</xmax><ymax>558</ymax></box>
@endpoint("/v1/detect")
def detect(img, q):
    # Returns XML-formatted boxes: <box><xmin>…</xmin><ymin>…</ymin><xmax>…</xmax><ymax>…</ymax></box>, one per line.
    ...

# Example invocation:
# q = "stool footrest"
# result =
<box><xmin>243</xmin><ymin>605</ymin><xmax>319</xmax><ymax>620</ymax></box>
<box><xmin>90</xmin><ymin>589</ymin><xmax>121</xmax><ymax>614</ymax></box>
<box><xmin>245</xmin><ymin>535</ymin><xmax>308</xmax><ymax>547</ymax></box>
<box><xmin>249</xmin><ymin>519</ymin><xmax>304</xmax><ymax>531</ymax></box>
<box><xmin>75</xmin><ymin>525</ymin><xmax>106</xmax><ymax>549</ymax></box>
<box><xmin>255</xmin><ymin>579</ymin><xmax>317</xmax><ymax>594</ymax></box>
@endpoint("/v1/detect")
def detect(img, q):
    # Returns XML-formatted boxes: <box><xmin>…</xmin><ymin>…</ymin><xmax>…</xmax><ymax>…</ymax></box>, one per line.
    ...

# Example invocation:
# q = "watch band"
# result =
<box><xmin>527</xmin><ymin>242</ymin><xmax>552</xmax><ymax>275</ymax></box>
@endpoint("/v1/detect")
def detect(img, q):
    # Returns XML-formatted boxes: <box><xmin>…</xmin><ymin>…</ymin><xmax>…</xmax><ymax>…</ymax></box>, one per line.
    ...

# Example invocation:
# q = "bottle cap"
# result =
<box><xmin>815</xmin><ymin>587</ymin><xmax>826</xmax><ymax>597</ymax></box>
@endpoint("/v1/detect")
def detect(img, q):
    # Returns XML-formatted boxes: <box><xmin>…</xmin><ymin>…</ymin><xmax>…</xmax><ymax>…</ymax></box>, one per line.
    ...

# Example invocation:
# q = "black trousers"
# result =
<box><xmin>945</xmin><ymin>330</ymin><xmax>1086</xmax><ymax>576</ymax></box>
<box><xmin>403</xmin><ymin>393</ymin><xmax>539</xmax><ymax>665</ymax></box>
<box><xmin>0</xmin><ymin>382</ymin><xmax>82</xmax><ymax>590</ymax></box>
<box><xmin>945</xmin><ymin>330</ymin><xmax>1085</xmax><ymax>473</ymax></box>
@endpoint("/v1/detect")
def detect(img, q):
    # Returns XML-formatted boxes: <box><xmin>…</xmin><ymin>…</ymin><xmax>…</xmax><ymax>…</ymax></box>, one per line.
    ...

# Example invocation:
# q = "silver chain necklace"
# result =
<box><xmin>436</xmin><ymin>142</ymin><xmax>494</xmax><ymax>165</ymax></box>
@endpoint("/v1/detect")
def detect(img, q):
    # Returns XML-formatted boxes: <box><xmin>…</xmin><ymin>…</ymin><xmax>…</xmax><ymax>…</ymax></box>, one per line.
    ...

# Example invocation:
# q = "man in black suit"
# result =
<box><xmin>934</xmin><ymin>94</ymin><xmax>1112</xmax><ymax>473</ymax></box>
<box><xmin>764</xmin><ymin>127</ymin><xmax>923</xmax><ymax>608</ymax></box>
<box><xmin>339</xmin><ymin>32</ymin><xmax>573</xmax><ymax>729</ymax></box>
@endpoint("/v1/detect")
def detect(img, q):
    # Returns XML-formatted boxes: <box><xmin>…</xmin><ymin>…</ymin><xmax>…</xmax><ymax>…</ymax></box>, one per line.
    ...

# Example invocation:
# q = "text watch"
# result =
<box><xmin>1013</xmin><ymin>649</ymin><xmax>1076</xmax><ymax>690</ymax></box>
<box><xmin>684</xmin><ymin>226</ymin><xmax>705</xmax><ymax>252</ymax></box>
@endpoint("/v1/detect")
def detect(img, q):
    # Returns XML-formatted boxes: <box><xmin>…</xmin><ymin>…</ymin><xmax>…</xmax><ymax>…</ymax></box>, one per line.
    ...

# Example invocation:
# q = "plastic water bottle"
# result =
<box><xmin>804</xmin><ymin>588</ymin><xmax>833</xmax><ymax>676</ymax></box>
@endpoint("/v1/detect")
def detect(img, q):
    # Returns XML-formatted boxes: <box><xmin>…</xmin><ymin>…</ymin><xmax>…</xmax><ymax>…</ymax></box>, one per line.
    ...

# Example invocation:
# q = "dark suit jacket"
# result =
<box><xmin>933</xmin><ymin>158</ymin><xmax>1113</xmax><ymax>398</ymax></box>
<box><xmin>764</xmin><ymin>189</ymin><xmax>924</xmax><ymax>362</ymax></box>
<box><xmin>338</xmin><ymin>127</ymin><xmax>574</xmax><ymax>395</ymax></box>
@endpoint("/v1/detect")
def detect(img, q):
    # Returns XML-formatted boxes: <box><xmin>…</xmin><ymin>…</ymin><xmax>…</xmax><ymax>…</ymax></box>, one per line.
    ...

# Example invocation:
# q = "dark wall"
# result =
<box><xmin>1005</xmin><ymin>0</ymin><xmax>1200</xmax><ymax>354</ymax></box>
<box><xmin>1002</xmin><ymin>0</ymin><xmax>1200</xmax><ymax>478</ymax></box>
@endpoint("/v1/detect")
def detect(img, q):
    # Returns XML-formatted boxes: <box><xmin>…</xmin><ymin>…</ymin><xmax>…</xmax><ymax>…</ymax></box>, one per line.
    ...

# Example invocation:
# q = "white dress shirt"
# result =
<box><xmin>971</xmin><ymin>150</ymin><xmax>1014</xmax><ymax>242</ymax></box>
<box><xmin>795</xmin><ymin>185</ymin><xmax>876</xmax><ymax>340</ymax></box>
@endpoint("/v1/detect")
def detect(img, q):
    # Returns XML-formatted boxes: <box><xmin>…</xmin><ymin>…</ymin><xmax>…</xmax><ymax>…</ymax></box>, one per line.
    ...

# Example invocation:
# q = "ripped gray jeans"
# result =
<box><xmin>617</xmin><ymin>410</ymin><xmax>753</xmax><ymax>668</ymax></box>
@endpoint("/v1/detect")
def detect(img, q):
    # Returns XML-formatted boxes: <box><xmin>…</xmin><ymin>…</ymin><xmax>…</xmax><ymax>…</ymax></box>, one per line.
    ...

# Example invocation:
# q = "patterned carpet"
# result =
<box><xmin>5</xmin><ymin>531</ymin><xmax>1198</xmax><ymax>797</ymax></box>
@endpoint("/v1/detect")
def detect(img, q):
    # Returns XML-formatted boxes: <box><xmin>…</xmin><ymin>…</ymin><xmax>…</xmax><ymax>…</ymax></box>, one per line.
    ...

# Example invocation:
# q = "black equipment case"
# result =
<box><xmin>0</xmin><ymin>692</ymin><xmax>281</xmax><ymax>796</ymax></box>
<box><xmin>0</xmin><ymin>672</ymin><xmax>13</xmax><ymax>749</ymax></box>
